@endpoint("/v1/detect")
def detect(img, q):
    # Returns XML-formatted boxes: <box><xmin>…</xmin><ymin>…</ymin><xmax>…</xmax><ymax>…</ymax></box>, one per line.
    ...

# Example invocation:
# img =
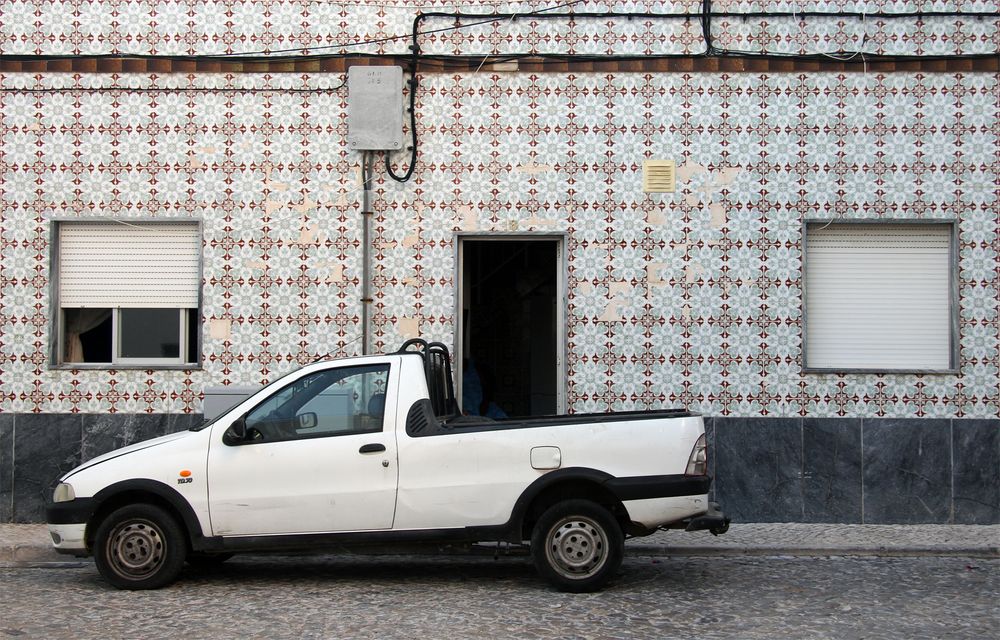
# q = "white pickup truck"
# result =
<box><xmin>47</xmin><ymin>340</ymin><xmax>728</xmax><ymax>592</ymax></box>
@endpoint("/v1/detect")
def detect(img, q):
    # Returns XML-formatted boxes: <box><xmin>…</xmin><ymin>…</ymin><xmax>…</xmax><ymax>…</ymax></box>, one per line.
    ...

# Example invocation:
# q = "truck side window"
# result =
<box><xmin>243</xmin><ymin>364</ymin><xmax>391</xmax><ymax>443</ymax></box>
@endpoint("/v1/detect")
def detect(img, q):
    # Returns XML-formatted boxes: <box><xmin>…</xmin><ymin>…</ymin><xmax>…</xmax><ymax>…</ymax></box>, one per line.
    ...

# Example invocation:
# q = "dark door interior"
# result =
<box><xmin>461</xmin><ymin>239</ymin><xmax>559</xmax><ymax>418</ymax></box>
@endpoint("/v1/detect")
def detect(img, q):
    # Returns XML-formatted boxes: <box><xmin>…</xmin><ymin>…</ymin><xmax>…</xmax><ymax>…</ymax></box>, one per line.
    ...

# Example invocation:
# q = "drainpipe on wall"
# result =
<box><xmin>361</xmin><ymin>152</ymin><xmax>374</xmax><ymax>356</ymax></box>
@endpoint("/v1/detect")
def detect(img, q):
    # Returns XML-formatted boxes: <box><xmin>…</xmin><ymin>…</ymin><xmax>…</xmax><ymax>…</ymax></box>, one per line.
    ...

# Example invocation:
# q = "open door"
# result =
<box><xmin>456</xmin><ymin>236</ymin><xmax>565</xmax><ymax>418</ymax></box>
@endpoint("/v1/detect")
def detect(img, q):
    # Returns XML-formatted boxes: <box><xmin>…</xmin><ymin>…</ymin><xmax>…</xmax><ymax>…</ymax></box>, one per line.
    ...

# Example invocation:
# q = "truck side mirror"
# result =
<box><xmin>298</xmin><ymin>412</ymin><xmax>318</xmax><ymax>430</ymax></box>
<box><xmin>223</xmin><ymin>416</ymin><xmax>247</xmax><ymax>445</ymax></box>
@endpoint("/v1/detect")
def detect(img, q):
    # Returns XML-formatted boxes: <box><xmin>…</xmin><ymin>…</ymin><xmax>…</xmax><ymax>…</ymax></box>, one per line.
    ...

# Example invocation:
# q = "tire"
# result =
<box><xmin>186</xmin><ymin>552</ymin><xmax>235</xmax><ymax>567</ymax></box>
<box><xmin>93</xmin><ymin>504</ymin><xmax>187</xmax><ymax>590</ymax></box>
<box><xmin>530</xmin><ymin>499</ymin><xmax>624</xmax><ymax>593</ymax></box>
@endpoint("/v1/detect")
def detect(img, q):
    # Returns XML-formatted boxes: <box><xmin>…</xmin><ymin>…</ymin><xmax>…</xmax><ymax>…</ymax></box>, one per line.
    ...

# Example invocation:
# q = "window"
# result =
<box><xmin>803</xmin><ymin>222</ymin><xmax>956</xmax><ymax>372</ymax></box>
<box><xmin>242</xmin><ymin>365</ymin><xmax>390</xmax><ymax>443</ymax></box>
<box><xmin>54</xmin><ymin>221</ymin><xmax>201</xmax><ymax>367</ymax></box>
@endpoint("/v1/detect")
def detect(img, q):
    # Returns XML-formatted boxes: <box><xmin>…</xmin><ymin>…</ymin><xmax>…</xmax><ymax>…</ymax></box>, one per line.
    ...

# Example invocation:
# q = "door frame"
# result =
<box><xmin>454</xmin><ymin>233</ymin><xmax>568</xmax><ymax>416</ymax></box>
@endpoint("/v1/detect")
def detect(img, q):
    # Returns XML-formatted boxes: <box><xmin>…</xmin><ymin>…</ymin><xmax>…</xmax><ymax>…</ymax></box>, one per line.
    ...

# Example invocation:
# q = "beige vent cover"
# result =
<box><xmin>642</xmin><ymin>160</ymin><xmax>676</xmax><ymax>193</ymax></box>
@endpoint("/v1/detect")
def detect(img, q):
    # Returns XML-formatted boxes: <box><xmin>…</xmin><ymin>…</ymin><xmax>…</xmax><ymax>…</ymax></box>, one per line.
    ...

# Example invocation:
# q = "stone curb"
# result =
<box><xmin>625</xmin><ymin>544</ymin><xmax>1000</xmax><ymax>559</ymax></box>
<box><xmin>2</xmin><ymin>545</ymin><xmax>68</xmax><ymax>564</ymax></box>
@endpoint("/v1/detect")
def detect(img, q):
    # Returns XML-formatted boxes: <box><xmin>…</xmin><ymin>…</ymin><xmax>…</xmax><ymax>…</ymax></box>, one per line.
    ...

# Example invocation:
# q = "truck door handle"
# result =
<box><xmin>359</xmin><ymin>443</ymin><xmax>386</xmax><ymax>454</ymax></box>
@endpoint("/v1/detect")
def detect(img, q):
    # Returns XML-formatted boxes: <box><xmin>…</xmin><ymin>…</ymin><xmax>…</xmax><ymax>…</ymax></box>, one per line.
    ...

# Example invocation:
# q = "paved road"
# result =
<box><xmin>2</xmin><ymin>554</ymin><xmax>997</xmax><ymax>639</ymax></box>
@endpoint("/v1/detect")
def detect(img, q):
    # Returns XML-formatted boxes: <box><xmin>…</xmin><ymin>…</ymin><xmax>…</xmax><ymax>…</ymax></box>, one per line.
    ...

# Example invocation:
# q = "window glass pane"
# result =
<box><xmin>119</xmin><ymin>308</ymin><xmax>180</xmax><ymax>359</ymax></box>
<box><xmin>186</xmin><ymin>308</ymin><xmax>199</xmax><ymax>363</ymax></box>
<box><xmin>63</xmin><ymin>308</ymin><xmax>112</xmax><ymax>363</ymax></box>
<box><xmin>244</xmin><ymin>365</ymin><xmax>390</xmax><ymax>442</ymax></box>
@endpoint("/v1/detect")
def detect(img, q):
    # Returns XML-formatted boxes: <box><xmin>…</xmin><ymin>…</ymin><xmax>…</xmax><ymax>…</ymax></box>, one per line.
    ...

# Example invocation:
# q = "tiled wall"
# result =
<box><xmin>0</xmin><ymin>71</ymin><xmax>996</xmax><ymax>417</ymax></box>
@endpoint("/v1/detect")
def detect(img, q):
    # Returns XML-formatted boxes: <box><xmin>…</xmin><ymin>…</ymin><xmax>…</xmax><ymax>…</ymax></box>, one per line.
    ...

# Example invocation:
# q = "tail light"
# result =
<box><xmin>685</xmin><ymin>434</ymin><xmax>708</xmax><ymax>476</ymax></box>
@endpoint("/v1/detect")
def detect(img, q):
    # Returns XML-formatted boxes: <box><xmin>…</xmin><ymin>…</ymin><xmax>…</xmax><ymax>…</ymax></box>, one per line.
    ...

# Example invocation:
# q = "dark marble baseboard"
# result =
<box><xmin>710</xmin><ymin>417</ymin><xmax>1000</xmax><ymax>525</ymax></box>
<box><xmin>1</xmin><ymin>413</ymin><xmax>997</xmax><ymax>524</ymax></box>
<box><xmin>2</xmin><ymin>413</ymin><xmax>201</xmax><ymax>523</ymax></box>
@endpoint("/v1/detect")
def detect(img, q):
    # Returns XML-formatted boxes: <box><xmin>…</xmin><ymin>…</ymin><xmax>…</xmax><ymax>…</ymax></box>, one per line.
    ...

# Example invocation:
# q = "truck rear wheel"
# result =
<box><xmin>530</xmin><ymin>499</ymin><xmax>624</xmax><ymax>592</ymax></box>
<box><xmin>94</xmin><ymin>504</ymin><xmax>187</xmax><ymax>590</ymax></box>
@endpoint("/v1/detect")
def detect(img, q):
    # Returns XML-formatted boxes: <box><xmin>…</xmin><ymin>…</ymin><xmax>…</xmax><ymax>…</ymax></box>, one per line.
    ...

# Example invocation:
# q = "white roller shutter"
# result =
<box><xmin>59</xmin><ymin>222</ymin><xmax>201</xmax><ymax>308</ymax></box>
<box><xmin>804</xmin><ymin>223</ymin><xmax>953</xmax><ymax>371</ymax></box>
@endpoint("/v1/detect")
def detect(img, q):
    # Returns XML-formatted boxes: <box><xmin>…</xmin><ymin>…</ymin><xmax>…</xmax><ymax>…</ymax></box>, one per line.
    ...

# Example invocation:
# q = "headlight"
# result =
<box><xmin>53</xmin><ymin>483</ymin><xmax>75</xmax><ymax>503</ymax></box>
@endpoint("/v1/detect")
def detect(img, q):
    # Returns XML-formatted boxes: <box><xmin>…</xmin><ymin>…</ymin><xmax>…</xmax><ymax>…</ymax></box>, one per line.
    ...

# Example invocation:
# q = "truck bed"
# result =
<box><xmin>406</xmin><ymin>399</ymin><xmax>697</xmax><ymax>437</ymax></box>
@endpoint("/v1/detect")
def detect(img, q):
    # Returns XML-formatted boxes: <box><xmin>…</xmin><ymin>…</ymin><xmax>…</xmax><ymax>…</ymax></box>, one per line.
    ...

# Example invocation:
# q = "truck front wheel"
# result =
<box><xmin>93</xmin><ymin>504</ymin><xmax>187</xmax><ymax>590</ymax></box>
<box><xmin>530</xmin><ymin>499</ymin><xmax>624</xmax><ymax>593</ymax></box>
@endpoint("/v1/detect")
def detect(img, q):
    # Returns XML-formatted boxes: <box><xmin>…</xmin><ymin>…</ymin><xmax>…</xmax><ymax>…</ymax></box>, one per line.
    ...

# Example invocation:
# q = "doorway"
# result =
<box><xmin>457</xmin><ymin>236</ymin><xmax>565</xmax><ymax>418</ymax></box>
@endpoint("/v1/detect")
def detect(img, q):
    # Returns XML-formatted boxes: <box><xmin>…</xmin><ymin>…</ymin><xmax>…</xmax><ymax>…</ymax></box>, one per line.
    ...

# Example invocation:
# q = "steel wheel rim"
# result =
<box><xmin>106</xmin><ymin>518</ymin><xmax>167</xmax><ymax>580</ymax></box>
<box><xmin>544</xmin><ymin>515</ymin><xmax>608</xmax><ymax>580</ymax></box>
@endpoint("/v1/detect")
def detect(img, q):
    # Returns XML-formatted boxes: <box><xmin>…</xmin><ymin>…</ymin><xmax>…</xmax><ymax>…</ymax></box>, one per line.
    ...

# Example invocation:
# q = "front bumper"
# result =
<box><xmin>47</xmin><ymin>497</ymin><xmax>97</xmax><ymax>525</ymax></box>
<box><xmin>47</xmin><ymin>523</ymin><xmax>89</xmax><ymax>555</ymax></box>
<box><xmin>47</xmin><ymin>498</ymin><xmax>97</xmax><ymax>555</ymax></box>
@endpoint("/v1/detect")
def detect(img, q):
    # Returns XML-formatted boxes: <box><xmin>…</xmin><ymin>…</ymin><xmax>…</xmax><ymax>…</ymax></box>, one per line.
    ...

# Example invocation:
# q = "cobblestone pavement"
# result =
<box><xmin>1</xmin><ymin>554</ymin><xmax>996</xmax><ymax>639</ymax></box>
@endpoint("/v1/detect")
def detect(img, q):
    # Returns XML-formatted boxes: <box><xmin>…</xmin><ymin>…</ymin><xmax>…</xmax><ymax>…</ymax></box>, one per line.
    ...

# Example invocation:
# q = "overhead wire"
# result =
<box><xmin>0</xmin><ymin>7</ymin><xmax>994</xmax><ymax>61</ymax></box>
<box><xmin>384</xmin><ymin>0</ymin><xmax>589</xmax><ymax>182</ymax></box>
<box><xmin>0</xmin><ymin>81</ymin><xmax>348</xmax><ymax>93</ymax></box>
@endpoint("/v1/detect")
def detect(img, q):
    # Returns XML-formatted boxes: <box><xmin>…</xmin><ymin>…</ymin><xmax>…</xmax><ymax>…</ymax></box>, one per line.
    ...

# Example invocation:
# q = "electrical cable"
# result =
<box><xmin>380</xmin><ymin>5</ymin><xmax>997</xmax><ymax>183</ymax></box>
<box><xmin>384</xmin><ymin>72</ymin><xmax>419</xmax><ymax>182</ymax></box>
<box><xmin>0</xmin><ymin>79</ymin><xmax>347</xmax><ymax>94</ymax></box>
<box><xmin>0</xmin><ymin>8</ymin><xmax>994</xmax><ymax>61</ymax></box>
<box><xmin>701</xmin><ymin>0</ymin><xmax>715</xmax><ymax>56</ymax></box>
<box><xmin>2</xmin><ymin>6</ymin><xmax>996</xmax><ymax>178</ymax></box>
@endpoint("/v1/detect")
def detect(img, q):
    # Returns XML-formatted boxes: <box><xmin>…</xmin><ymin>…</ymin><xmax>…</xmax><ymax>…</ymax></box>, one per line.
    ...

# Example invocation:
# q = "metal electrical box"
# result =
<box><xmin>348</xmin><ymin>66</ymin><xmax>404</xmax><ymax>151</ymax></box>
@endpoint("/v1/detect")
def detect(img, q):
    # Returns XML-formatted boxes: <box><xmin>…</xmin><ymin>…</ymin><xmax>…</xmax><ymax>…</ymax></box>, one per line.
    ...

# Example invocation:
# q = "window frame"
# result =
<box><xmin>49</xmin><ymin>218</ymin><xmax>204</xmax><ymax>370</ymax></box>
<box><xmin>801</xmin><ymin>218</ymin><xmax>960</xmax><ymax>375</ymax></box>
<box><xmin>233</xmin><ymin>363</ymin><xmax>393</xmax><ymax>446</ymax></box>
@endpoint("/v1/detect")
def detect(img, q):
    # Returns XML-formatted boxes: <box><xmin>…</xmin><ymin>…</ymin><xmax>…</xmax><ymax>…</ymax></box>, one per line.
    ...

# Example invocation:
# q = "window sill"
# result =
<box><xmin>50</xmin><ymin>364</ymin><xmax>203</xmax><ymax>371</ymax></box>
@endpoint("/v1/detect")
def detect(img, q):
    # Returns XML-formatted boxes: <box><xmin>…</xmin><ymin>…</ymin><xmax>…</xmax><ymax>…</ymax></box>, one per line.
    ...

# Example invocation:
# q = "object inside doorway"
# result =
<box><xmin>461</xmin><ymin>240</ymin><xmax>558</xmax><ymax>417</ymax></box>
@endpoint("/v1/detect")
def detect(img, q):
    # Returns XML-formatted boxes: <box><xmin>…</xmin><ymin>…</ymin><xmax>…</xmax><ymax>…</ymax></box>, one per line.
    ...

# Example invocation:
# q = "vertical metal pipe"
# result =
<box><xmin>361</xmin><ymin>152</ymin><xmax>373</xmax><ymax>355</ymax></box>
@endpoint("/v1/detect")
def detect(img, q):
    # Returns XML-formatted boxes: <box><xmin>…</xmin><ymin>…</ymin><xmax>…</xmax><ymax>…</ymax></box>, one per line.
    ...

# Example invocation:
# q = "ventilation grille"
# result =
<box><xmin>643</xmin><ymin>160</ymin><xmax>676</xmax><ymax>193</ymax></box>
<box><xmin>405</xmin><ymin>399</ymin><xmax>432</xmax><ymax>435</ymax></box>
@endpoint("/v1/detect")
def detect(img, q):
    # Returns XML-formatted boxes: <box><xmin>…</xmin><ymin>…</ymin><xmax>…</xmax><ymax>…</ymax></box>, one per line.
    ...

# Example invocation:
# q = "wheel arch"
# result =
<box><xmin>509</xmin><ymin>468</ymin><xmax>630</xmax><ymax>541</ymax></box>
<box><xmin>85</xmin><ymin>480</ymin><xmax>207</xmax><ymax>552</ymax></box>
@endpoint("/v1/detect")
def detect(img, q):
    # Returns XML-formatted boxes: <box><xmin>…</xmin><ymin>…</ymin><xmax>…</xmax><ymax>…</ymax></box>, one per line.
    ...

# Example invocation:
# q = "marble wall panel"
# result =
<box><xmin>81</xmin><ymin>413</ymin><xmax>203</xmax><ymax>463</ymax></box>
<box><xmin>862</xmin><ymin>419</ymin><xmax>952</xmax><ymax>524</ymax></box>
<box><xmin>952</xmin><ymin>420</ymin><xmax>1000</xmax><ymax>524</ymax></box>
<box><xmin>714</xmin><ymin>417</ymin><xmax>803</xmax><ymax>522</ymax></box>
<box><xmin>82</xmin><ymin>414</ymin><xmax>150</xmax><ymax>463</ymax></box>
<box><xmin>12</xmin><ymin>414</ymin><xmax>82</xmax><ymax>523</ymax></box>
<box><xmin>802</xmin><ymin>418</ymin><xmax>862</xmax><ymax>523</ymax></box>
<box><xmin>1</xmin><ymin>413</ymin><xmax>996</xmax><ymax>523</ymax></box>
<box><xmin>0</xmin><ymin>414</ymin><xmax>12</xmax><ymax>522</ymax></box>
<box><xmin>162</xmin><ymin>413</ymin><xmax>203</xmax><ymax>435</ymax></box>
